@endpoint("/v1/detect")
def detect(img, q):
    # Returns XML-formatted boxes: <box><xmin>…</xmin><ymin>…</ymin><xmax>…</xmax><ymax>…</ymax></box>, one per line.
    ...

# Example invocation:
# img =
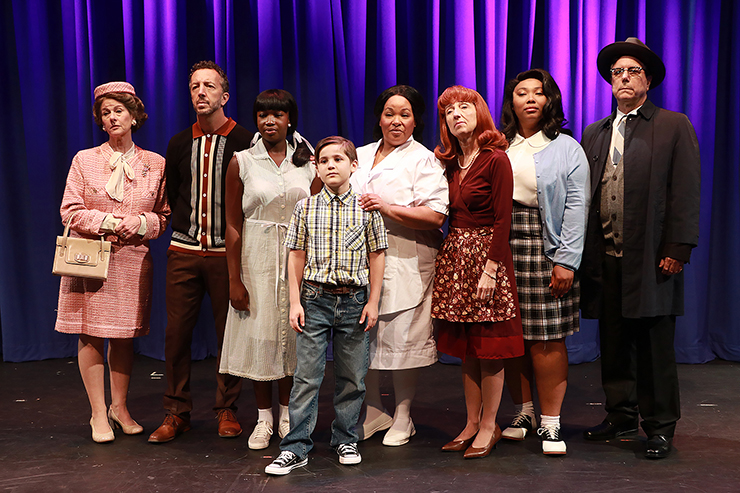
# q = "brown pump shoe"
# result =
<box><xmin>463</xmin><ymin>424</ymin><xmax>502</xmax><ymax>459</ymax></box>
<box><xmin>148</xmin><ymin>414</ymin><xmax>190</xmax><ymax>443</ymax></box>
<box><xmin>441</xmin><ymin>434</ymin><xmax>476</xmax><ymax>452</ymax></box>
<box><xmin>217</xmin><ymin>409</ymin><xmax>242</xmax><ymax>438</ymax></box>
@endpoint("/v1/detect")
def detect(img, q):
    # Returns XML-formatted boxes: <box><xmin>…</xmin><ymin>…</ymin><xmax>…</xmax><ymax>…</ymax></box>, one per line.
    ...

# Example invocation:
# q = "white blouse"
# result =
<box><xmin>507</xmin><ymin>131</ymin><xmax>552</xmax><ymax>207</ymax></box>
<box><xmin>351</xmin><ymin>137</ymin><xmax>448</xmax><ymax>315</ymax></box>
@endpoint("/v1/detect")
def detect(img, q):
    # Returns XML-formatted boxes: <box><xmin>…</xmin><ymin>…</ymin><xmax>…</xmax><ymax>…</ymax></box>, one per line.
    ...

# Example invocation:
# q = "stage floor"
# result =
<box><xmin>1</xmin><ymin>355</ymin><xmax>738</xmax><ymax>492</ymax></box>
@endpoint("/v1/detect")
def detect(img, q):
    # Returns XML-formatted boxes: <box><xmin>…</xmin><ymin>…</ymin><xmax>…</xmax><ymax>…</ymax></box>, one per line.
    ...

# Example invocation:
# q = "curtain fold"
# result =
<box><xmin>1</xmin><ymin>0</ymin><xmax>737</xmax><ymax>364</ymax></box>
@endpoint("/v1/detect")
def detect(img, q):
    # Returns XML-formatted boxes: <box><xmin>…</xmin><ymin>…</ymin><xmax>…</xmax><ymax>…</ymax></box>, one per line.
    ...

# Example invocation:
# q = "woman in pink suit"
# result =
<box><xmin>55</xmin><ymin>82</ymin><xmax>170</xmax><ymax>442</ymax></box>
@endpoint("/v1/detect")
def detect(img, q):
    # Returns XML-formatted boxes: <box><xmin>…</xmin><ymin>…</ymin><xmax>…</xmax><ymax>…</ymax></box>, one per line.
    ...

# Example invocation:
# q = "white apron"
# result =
<box><xmin>351</xmin><ymin>137</ymin><xmax>449</xmax><ymax>369</ymax></box>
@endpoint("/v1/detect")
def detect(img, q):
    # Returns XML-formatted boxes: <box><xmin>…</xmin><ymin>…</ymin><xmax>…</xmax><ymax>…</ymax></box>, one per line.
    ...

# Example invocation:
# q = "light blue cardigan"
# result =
<box><xmin>526</xmin><ymin>133</ymin><xmax>590</xmax><ymax>271</ymax></box>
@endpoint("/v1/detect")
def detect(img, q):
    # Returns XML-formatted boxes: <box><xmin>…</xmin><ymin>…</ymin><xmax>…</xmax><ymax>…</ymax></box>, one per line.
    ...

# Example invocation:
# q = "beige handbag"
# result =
<box><xmin>52</xmin><ymin>211</ymin><xmax>111</xmax><ymax>280</ymax></box>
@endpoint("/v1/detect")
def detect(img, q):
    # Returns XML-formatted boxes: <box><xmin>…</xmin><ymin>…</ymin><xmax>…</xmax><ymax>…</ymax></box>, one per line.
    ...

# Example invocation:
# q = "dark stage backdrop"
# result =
<box><xmin>1</xmin><ymin>0</ymin><xmax>738</xmax><ymax>364</ymax></box>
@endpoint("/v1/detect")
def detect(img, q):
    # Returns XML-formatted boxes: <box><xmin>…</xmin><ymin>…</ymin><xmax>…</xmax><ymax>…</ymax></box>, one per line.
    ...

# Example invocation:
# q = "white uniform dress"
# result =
<box><xmin>219</xmin><ymin>139</ymin><xmax>315</xmax><ymax>380</ymax></box>
<box><xmin>351</xmin><ymin>137</ymin><xmax>449</xmax><ymax>369</ymax></box>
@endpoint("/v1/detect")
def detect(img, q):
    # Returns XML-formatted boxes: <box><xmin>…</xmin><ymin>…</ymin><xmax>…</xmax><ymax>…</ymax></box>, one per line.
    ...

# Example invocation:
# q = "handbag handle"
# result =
<box><xmin>59</xmin><ymin>211</ymin><xmax>108</xmax><ymax>261</ymax></box>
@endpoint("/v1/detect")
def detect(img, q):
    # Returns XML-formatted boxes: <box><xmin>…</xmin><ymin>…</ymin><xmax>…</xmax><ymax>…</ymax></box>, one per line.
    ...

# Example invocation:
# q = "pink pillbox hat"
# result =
<box><xmin>93</xmin><ymin>81</ymin><xmax>136</xmax><ymax>100</ymax></box>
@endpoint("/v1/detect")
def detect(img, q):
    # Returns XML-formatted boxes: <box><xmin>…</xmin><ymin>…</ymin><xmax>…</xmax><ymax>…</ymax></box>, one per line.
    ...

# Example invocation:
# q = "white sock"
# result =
<box><xmin>279</xmin><ymin>404</ymin><xmax>289</xmax><ymax>422</ymax></box>
<box><xmin>516</xmin><ymin>401</ymin><xmax>535</xmax><ymax>418</ymax></box>
<box><xmin>540</xmin><ymin>414</ymin><xmax>560</xmax><ymax>429</ymax></box>
<box><xmin>258</xmin><ymin>408</ymin><xmax>273</xmax><ymax>427</ymax></box>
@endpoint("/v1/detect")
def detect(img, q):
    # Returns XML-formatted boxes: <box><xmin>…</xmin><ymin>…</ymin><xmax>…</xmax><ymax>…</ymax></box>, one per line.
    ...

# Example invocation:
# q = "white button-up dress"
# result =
<box><xmin>351</xmin><ymin>137</ymin><xmax>449</xmax><ymax>369</ymax></box>
<box><xmin>219</xmin><ymin>139</ymin><xmax>315</xmax><ymax>380</ymax></box>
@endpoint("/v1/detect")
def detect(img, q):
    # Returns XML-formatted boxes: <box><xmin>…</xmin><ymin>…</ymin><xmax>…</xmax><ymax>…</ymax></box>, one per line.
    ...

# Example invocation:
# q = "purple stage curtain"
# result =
<box><xmin>1</xmin><ymin>0</ymin><xmax>738</xmax><ymax>364</ymax></box>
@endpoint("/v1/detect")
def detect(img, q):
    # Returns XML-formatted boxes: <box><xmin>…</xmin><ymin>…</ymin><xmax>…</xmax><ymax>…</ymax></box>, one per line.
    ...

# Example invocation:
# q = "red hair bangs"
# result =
<box><xmin>435</xmin><ymin>85</ymin><xmax>507</xmax><ymax>165</ymax></box>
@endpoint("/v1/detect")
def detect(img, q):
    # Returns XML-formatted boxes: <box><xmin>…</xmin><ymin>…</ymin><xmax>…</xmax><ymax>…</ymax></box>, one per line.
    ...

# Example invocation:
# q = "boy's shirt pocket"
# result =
<box><xmin>344</xmin><ymin>222</ymin><xmax>367</xmax><ymax>251</ymax></box>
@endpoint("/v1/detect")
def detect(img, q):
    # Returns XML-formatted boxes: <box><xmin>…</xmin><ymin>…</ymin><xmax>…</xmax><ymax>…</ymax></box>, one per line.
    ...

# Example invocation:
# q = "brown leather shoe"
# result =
<box><xmin>463</xmin><ymin>424</ymin><xmax>502</xmax><ymax>459</ymax></box>
<box><xmin>441</xmin><ymin>434</ymin><xmax>476</xmax><ymax>452</ymax></box>
<box><xmin>148</xmin><ymin>414</ymin><xmax>190</xmax><ymax>443</ymax></box>
<box><xmin>217</xmin><ymin>409</ymin><xmax>242</xmax><ymax>438</ymax></box>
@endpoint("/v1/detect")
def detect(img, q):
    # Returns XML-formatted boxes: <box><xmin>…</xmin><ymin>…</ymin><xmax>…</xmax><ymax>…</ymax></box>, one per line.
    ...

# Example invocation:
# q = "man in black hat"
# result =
<box><xmin>579</xmin><ymin>38</ymin><xmax>700</xmax><ymax>459</ymax></box>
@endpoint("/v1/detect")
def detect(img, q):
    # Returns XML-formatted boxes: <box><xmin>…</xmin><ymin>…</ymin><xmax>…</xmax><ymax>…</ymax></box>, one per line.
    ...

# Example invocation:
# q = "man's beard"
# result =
<box><xmin>194</xmin><ymin>99</ymin><xmax>219</xmax><ymax>116</ymax></box>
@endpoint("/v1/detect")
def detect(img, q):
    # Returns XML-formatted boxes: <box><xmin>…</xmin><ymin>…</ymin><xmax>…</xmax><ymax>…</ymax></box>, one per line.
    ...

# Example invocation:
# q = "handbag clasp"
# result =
<box><xmin>74</xmin><ymin>253</ymin><xmax>90</xmax><ymax>263</ymax></box>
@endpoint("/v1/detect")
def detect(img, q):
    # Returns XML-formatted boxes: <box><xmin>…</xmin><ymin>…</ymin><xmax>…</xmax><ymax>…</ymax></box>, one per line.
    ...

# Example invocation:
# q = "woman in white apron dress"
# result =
<box><xmin>351</xmin><ymin>85</ymin><xmax>449</xmax><ymax>446</ymax></box>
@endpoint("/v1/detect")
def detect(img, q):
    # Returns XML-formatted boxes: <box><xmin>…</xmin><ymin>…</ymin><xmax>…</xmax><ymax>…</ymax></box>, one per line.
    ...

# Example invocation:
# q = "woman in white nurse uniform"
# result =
<box><xmin>352</xmin><ymin>85</ymin><xmax>449</xmax><ymax>446</ymax></box>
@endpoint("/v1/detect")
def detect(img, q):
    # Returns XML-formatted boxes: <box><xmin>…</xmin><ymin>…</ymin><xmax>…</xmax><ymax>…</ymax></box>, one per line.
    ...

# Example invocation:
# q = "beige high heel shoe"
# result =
<box><xmin>108</xmin><ymin>407</ymin><xmax>144</xmax><ymax>435</ymax></box>
<box><xmin>90</xmin><ymin>417</ymin><xmax>115</xmax><ymax>443</ymax></box>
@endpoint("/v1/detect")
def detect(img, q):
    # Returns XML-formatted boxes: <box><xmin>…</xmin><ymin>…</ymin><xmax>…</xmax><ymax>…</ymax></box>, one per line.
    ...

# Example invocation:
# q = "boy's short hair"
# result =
<box><xmin>314</xmin><ymin>136</ymin><xmax>358</xmax><ymax>163</ymax></box>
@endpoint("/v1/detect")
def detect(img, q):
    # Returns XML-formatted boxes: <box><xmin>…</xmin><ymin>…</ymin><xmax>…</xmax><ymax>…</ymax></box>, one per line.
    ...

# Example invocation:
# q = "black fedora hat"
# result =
<box><xmin>597</xmin><ymin>37</ymin><xmax>666</xmax><ymax>88</ymax></box>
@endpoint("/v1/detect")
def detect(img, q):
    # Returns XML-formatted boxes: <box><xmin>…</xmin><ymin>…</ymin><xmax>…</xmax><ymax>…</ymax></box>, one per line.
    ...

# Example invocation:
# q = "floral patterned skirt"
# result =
<box><xmin>432</xmin><ymin>226</ymin><xmax>517</xmax><ymax>323</ymax></box>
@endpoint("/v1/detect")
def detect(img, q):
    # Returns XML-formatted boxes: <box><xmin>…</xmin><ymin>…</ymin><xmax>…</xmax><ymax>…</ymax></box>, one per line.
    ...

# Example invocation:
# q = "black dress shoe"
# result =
<box><xmin>583</xmin><ymin>419</ymin><xmax>638</xmax><ymax>441</ymax></box>
<box><xmin>645</xmin><ymin>435</ymin><xmax>672</xmax><ymax>459</ymax></box>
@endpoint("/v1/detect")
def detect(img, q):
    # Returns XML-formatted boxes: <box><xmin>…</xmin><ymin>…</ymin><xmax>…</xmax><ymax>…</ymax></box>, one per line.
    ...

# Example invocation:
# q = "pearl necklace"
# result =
<box><xmin>458</xmin><ymin>148</ymin><xmax>481</xmax><ymax>170</ymax></box>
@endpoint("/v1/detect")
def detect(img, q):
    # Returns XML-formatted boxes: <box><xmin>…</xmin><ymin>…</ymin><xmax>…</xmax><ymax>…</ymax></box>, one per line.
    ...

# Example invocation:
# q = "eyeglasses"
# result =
<box><xmin>610</xmin><ymin>66</ymin><xmax>645</xmax><ymax>78</ymax></box>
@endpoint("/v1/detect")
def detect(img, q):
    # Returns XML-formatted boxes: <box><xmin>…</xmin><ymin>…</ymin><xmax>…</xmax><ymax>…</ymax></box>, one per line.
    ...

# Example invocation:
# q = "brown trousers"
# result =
<box><xmin>163</xmin><ymin>250</ymin><xmax>242</xmax><ymax>420</ymax></box>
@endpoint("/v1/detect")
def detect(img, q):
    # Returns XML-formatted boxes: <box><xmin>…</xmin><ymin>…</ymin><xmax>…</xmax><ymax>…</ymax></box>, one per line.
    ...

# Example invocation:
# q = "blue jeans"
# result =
<box><xmin>279</xmin><ymin>282</ymin><xmax>369</xmax><ymax>459</ymax></box>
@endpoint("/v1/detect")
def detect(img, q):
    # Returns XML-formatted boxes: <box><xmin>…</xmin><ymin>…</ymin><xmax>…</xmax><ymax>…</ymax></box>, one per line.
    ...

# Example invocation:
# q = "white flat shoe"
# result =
<box><xmin>382</xmin><ymin>418</ymin><xmax>416</xmax><ymax>446</ymax></box>
<box><xmin>358</xmin><ymin>409</ymin><xmax>393</xmax><ymax>441</ymax></box>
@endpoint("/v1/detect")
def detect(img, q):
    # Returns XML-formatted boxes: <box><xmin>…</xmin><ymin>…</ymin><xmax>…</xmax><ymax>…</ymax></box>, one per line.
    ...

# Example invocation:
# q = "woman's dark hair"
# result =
<box><xmin>372</xmin><ymin>85</ymin><xmax>426</xmax><ymax>143</ymax></box>
<box><xmin>500</xmin><ymin>68</ymin><xmax>566</xmax><ymax>142</ymax></box>
<box><xmin>92</xmin><ymin>93</ymin><xmax>148</xmax><ymax>133</ymax></box>
<box><xmin>253</xmin><ymin>89</ymin><xmax>311</xmax><ymax>167</ymax></box>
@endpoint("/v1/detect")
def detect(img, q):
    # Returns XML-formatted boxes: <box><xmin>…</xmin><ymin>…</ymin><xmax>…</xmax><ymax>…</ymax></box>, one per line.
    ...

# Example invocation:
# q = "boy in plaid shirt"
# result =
<box><xmin>265</xmin><ymin>136</ymin><xmax>387</xmax><ymax>475</ymax></box>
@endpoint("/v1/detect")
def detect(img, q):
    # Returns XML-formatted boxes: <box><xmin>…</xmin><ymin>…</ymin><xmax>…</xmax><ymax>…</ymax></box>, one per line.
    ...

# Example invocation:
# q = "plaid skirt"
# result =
<box><xmin>510</xmin><ymin>203</ymin><xmax>580</xmax><ymax>340</ymax></box>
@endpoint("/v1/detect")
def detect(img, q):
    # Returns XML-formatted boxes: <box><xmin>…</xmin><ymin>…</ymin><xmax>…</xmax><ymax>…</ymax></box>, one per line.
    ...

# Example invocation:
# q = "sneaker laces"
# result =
<box><xmin>537</xmin><ymin>424</ymin><xmax>561</xmax><ymax>441</ymax></box>
<box><xmin>337</xmin><ymin>443</ymin><xmax>359</xmax><ymax>456</ymax></box>
<box><xmin>252</xmin><ymin>420</ymin><xmax>273</xmax><ymax>440</ymax></box>
<box><xmin>273</xmin><ymin>451</ymin><xmax>296</xmax><ymax>466</ymax></box>
<box><xmin>510</xmin><ymin>411</ymin><xmax>533</xmax><ymax>427</ymax></box>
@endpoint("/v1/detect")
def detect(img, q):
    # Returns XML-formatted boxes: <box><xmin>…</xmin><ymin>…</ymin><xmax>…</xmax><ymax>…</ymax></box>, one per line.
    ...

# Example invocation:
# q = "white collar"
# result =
<box><xmin>510</xmin><ymin>130</ymin><xmax>551</xmax><ymax>149</ymax></box>
<box><xmin>616</xmin><ymin>105</ymin><xmax>641</xmax><ymax>122</ymax></box>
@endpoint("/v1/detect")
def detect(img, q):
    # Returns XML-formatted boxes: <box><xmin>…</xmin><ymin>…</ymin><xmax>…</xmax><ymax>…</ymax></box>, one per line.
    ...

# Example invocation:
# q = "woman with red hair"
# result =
<box><xmin>432</xmin><ymin>86</ymin><xmax>524</xmax><ymax>459</ymax></box>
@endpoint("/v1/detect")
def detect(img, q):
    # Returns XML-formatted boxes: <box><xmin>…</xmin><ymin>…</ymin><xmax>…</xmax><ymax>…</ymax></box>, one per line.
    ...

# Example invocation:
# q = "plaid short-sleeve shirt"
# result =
<box><xmin>285</xmin><ymin>186</ymin><xmax>388</xmax><ymax>286</ymax></box>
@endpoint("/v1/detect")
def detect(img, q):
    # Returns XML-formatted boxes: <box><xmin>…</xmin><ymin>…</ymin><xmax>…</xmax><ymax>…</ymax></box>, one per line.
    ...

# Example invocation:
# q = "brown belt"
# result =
<box><xmin>304</xmin><ymin>280</ymin><xmax>362</xmax><ymax>294</ymax></box>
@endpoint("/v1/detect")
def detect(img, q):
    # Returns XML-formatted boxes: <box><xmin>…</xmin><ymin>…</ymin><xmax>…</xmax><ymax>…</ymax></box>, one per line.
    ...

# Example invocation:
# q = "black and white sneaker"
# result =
<box><xmin>265</xmin><ymin>451</ymin><xmax>308</xmax><ymax>475</ymax></box>
<box><xmin>537</xmin><ymin>425</ymin><xmax>567</xmax><ymax>455</ymax></box>
<box><xmin>336</xmin><ymin>443</ymin><xmax>362</xmax><ymax>465</ymax></box>
<box><xmin>502</xmin><ymin>412</ymin><xmax>537</xmax><ymax>440</ymax></box>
